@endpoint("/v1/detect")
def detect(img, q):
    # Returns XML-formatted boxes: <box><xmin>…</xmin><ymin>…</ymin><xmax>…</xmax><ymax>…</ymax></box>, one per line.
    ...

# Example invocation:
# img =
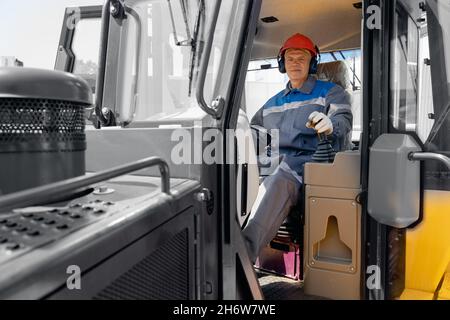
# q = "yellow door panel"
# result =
<box><xmin>402</xmin><ymin>190</ymin><xmax>450</xmax><ymax>298</ymax></box>
<box><xmin>400</xmin><ymin>289</ymin><xmax>435</xmax><ymax>300</ymax></box>
<box><xmin>437</xmin><ymin>273</ymin><xmax>450</xmax><ymax>300</ymax></box>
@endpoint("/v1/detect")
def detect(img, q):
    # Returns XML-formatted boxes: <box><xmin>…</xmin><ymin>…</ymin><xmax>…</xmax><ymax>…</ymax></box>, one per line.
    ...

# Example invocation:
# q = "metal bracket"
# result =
<box><xmin>110</xmin><ymin>0</ymin><xmax>127</xmax><ymax>20</ymax></box>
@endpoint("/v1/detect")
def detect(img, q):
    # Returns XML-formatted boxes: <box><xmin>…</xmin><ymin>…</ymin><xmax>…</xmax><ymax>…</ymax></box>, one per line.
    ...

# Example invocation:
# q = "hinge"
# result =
<box><xmin>419</xmin><ymin>2</ymin><xmax>426</xmax><ymax>12</ymax></box>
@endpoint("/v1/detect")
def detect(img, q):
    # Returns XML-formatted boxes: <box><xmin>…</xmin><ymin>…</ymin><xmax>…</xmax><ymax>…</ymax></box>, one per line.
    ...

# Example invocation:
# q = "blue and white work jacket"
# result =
<box><xmin>251</xmin><ymin>75</ymin><xmax>353</xmax><ymax>175</ymax></box>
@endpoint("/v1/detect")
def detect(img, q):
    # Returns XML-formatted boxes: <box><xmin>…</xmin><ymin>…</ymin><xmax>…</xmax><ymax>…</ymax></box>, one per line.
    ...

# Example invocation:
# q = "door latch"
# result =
<box><xmin>195</xmin><ymin>188</ymin><xmax>214</xmax><ymax>215</ymax></box>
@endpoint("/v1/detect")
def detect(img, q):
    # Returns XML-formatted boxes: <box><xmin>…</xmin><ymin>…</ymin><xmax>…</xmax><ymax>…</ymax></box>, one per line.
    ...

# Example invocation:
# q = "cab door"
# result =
<box><xmin>54</xmin><ymin>0</ymin><xmax>265</xmax><ymax>299</ymax></box>
<box><xmin>363</xmin><ymin>0</ymin><xmax>450</xmax><ymax>300</ymax></box>
<box><xmin>399</xmin><ymin>0</ymin><xmax>450</xmax><ymax>300</ymax></box>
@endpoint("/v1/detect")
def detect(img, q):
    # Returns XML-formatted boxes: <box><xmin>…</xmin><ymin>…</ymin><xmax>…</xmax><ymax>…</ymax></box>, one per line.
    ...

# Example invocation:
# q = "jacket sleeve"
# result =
<box><xmin>325</xmin><ymin>84</ymin><xmax>353</xmax><ymax>140</ymax></box>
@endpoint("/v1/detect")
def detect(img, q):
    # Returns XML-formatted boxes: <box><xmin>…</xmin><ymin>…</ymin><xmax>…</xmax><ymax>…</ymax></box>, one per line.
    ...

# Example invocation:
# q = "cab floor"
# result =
<box><xmin>256</xmin><ymin>271</ymin><xmax>328</xmax><ymax>300</ymax></box>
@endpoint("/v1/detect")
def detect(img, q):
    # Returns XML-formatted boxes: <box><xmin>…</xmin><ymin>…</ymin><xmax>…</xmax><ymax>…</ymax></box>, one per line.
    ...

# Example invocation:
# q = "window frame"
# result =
<box><xmin>388</xmin><ymin>2</ymin><xmax>421</xmax><ymax>136</ymax></box>
<box><xmin>54</xmin><ymin>6</ymin><xmax>103</xmax><ymax>73</ymax></box>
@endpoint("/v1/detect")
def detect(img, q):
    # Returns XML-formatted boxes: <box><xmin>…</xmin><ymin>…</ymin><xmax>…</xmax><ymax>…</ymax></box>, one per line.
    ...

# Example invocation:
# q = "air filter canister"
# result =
<box><xmin>0</xmin><ymin>68</ymin><xmax>92</xmax><ymax>195</ymax></box>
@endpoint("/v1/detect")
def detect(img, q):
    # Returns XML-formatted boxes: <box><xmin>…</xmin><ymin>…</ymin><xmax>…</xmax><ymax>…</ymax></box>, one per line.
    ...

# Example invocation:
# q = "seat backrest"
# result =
<box><xmin>316</xmin><ymin>60</ymin><xmax>350</xmax><ymax>90</ymax></box>
<box><xmin>316</xmin><ymin>60</ymin><xmax>354</xmax><ymax>150</ymax></box>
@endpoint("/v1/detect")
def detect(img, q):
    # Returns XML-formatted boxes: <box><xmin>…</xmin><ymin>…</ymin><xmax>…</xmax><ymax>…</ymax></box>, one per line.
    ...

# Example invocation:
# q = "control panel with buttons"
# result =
<box><xmin>0</xmin><ymin>199</ymin><xmax>116</xmax><ymax>264</ymax></box>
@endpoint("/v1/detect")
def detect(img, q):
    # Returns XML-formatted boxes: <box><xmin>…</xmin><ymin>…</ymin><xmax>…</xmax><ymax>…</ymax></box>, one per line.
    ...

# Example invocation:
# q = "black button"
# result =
<box><xmin>104</xmin><ymin>201</ymin><xmax>114</xmax><ymax>206</ymax></box>
<box><xmin>82</xmin><ymin>206</ymin><xmax>93</xmax><ymax>211</ymax></box>
<box><xmin>6</xmin><ymin>243</ymin><xmax>21</xmax><ymax>251</ymax></box>
<box><xmin>16</xmin><ymin>226</ymin><xmax>28</xmax><ymax>233</ymax></box>
<box><xmin>21</xmin><ymin>213</ymin><xmax>34</xmax><ymax>218</ymax></box>
<box><xmin>6</xmin><ymin>222</ymin><xmax>17</xmax><ymax>228</ymax></box>
<box><xmin>0</xmin><ymin>237</ymin><xmax>8</xmax><ymax>244</ymax></box>
<box><xmin>94</xmin><ymin>209</ymin><xmax>106</xmax><ymax>215</ymax></box>
<box><xmin>94</xmin><ymin>199</ymin><xmax>102</xmax><ymax>203</ymax></box>
<box><xmin>0</xmin><ymin>219</ymin><xmax>8</xmax><ymax>224</ymax></box>
<box><xmin>27</xmin><ymin>230</ymin><xmax>41</xmax><ymax>237</ymax></box>
<box><xmin>57</xmin><ymin>211</ymin><xmax>70</xmax><ymax>216</ymax></box>
<box><xmin>49</xmin><ymin>209</ymin><xmax>60</xmax><ymax>213</ymax></box>
<box><xmin>56</xmin><ymin>224</ymin><xmax>69</xmax><ymax>230</ymax></box>
<box><xmin>70</xmin><ymin>203</ymin><xmax>82</xmax><ymax>208</ymax></box>
<box><xmin>33</xmin><ymin>216</ymin><xmax>45</xmax><ymax>222</ymax></box>
<box><xmin>70</xmin><ymin>213</ymin><xmax>82</xmax><ymax>219</ymax></box>
<box><xmin>44</xmin><ymin>220</ymin><xmax>56</xmax><ymax>225</ymax></box>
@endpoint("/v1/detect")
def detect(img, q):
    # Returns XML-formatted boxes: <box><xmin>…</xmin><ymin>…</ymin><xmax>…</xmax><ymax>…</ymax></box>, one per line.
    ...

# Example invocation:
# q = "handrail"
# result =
<box><xmin>0</xmin><ymin>157</ymin><xmax>170</xmax><ymax>212</ymax></box>
<box><xmin>409</xmin><ymin>152</ymin><xmax>450</xmax><ymax>170</ymax></box>
<box><xmin>195</xmin><ymin>0</ymin><xmax>223</xmax><ymax>118</ymax></box>
<box><xmin>93</xmin><ymin>0</ymin><xmax>113</xmax><ymax>126</ymax></box>
<box><xmin>122</xmin><ymin>5</ymin><xmax>142</xmax><ymax>127</ymax></box>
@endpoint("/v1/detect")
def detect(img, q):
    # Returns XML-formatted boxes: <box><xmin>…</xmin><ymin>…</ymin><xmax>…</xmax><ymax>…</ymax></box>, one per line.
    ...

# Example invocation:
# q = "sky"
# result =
<box><xmin>0</xmin><ymin>0</ymin><xmax>104</xmax><ymax>69</ymax></box>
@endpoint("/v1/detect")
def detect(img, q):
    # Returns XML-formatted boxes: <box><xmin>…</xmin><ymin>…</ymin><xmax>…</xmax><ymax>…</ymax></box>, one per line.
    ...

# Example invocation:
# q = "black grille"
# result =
<box><xmin>387</xmin><ymin>228</ymin><xmax>406</xmax><ymax>299</ymax></box>
<box><xmin>0</xmin><ymin>98</ymin><xmax>86</xmax><ymax>152</ymax></box>
<box><xmin>94</xmin><ymin>229</ymin><xmax>190</xmax><ymax>300</ymax></box>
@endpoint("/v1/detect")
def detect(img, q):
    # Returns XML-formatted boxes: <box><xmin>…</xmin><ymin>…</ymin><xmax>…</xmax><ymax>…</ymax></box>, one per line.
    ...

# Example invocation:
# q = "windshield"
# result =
<box><xmin>114</xmin><ymin>0</ymin><xmax>241</xmax><ymax>125</ymax></box>
<box><xmin>115</xmin><ymin>0</ymin><xmax>206</xmax><ymax>125</ymax></box>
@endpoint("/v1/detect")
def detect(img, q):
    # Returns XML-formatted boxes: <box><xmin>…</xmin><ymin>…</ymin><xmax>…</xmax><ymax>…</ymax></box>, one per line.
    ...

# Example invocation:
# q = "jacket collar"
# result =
<box><xmin>283</xmin><ymin>75</ymin><xmax>316</xmax><ymax>96</ymax></box>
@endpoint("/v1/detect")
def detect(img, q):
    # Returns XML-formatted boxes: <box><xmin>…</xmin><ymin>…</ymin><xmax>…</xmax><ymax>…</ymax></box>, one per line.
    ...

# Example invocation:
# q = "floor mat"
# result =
<box><xmin>257</xmin><ymin>271</ymin><xmax>328</xmax><ymax>300</ymax></box>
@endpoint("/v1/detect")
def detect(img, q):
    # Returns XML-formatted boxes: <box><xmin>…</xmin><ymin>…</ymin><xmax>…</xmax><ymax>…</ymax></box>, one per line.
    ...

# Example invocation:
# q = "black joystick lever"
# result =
<box><xmin>308</xmin><ymin>119</ymin><xmax>336</xmax><ymax>163</ymax></box>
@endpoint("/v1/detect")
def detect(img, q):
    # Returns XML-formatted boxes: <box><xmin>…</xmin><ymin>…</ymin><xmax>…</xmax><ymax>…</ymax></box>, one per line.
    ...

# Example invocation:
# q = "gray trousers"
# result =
<box><xmin>242</xmin><ymin>161</ymin><xmax>302</xmax><ymax>263</ymax></box>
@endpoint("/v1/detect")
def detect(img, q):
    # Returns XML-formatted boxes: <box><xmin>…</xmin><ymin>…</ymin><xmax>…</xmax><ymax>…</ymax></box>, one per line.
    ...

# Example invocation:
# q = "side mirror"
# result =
<box><xmin>367</xmin><ymin>134</ymin><xmax>422</xmax><ymax>228</ymax></box>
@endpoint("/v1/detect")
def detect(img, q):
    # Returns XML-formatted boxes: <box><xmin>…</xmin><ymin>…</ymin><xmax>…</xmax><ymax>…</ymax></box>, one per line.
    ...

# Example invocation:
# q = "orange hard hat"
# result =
<box><xmin>279</xmin><ymin>33</ymin><xmax>317</xmax><ymax>58</ymax></box>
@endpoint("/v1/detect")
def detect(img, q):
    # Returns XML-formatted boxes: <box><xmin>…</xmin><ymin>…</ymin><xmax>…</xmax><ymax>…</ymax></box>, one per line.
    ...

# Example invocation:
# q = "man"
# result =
<box><xmin>242</xmin><ymin>33</ymin><xmax>353</xmax><ymax>263</ymax></box>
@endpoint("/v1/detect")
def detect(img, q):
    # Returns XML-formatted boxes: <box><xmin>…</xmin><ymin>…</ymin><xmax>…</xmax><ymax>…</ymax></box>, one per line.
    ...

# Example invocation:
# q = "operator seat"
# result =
<box><xmin>316</xmin><ymin>60</ymin><xmax>350</xmax><ymax>90</ymax></box>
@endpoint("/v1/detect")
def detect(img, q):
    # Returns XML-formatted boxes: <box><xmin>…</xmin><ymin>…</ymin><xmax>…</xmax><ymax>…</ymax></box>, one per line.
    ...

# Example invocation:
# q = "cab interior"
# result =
<box><xmin>1</xmin><ymin>0</ymin><xmax>447</xmax><ymax>301</ymax></box>
<box><xmin>240</xmin><ymin>0</ymin><xmax>364</xmax><ymax>300</ymax></box>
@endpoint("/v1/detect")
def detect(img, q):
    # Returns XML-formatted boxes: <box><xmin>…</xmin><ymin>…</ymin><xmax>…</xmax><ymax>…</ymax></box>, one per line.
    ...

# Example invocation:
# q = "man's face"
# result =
<box><xmin>284</xmin><ymin>49</ymin><xmax>312</xmax><ymax>85</ymax></box>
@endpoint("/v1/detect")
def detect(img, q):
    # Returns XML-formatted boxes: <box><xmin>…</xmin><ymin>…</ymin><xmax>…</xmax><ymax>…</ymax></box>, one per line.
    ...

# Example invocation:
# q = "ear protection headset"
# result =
<box><xmin>278</xmin><ymin>45</ymin><xmax>321</xmax><ymax>74</ymax></box>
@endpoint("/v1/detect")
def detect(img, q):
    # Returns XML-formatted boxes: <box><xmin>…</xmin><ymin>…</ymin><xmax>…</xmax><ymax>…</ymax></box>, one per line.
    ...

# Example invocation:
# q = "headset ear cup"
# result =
<box><xmin>278</xmin><ymin>56</ymin><xmax>286</xmax><ymax>73</ymax></box>
<box><xmin>309</xmin><ymin>45</ymin><xmax>321</xmax><ymax>74</ymax></box>
<box><xmin>309</xmin><ymin>57</ymin><xmax>318</xmax><ymax>74</ymax></box>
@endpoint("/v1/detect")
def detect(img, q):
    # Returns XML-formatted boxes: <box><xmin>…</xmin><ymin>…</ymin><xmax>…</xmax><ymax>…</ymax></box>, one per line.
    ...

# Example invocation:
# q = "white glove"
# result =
<box><xmin>306</xmin><ymin>111</ymin><xmax>333</xmax><ymax>135</ymax></box>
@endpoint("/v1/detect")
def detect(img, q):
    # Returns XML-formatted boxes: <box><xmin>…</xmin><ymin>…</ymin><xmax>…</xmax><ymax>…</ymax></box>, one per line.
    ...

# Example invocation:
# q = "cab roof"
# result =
<box><xmin>251</xmin><ymin>0</ymin><xmax>362</xmax><ymax>59</ymax></box>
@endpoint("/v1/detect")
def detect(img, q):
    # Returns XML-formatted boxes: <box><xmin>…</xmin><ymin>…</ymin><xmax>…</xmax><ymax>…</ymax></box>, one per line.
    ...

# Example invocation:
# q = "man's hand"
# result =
<box><xmin>306</xmin><ymin>111</ymin><xmax>333</xmax><ymax>135</ymax></box>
